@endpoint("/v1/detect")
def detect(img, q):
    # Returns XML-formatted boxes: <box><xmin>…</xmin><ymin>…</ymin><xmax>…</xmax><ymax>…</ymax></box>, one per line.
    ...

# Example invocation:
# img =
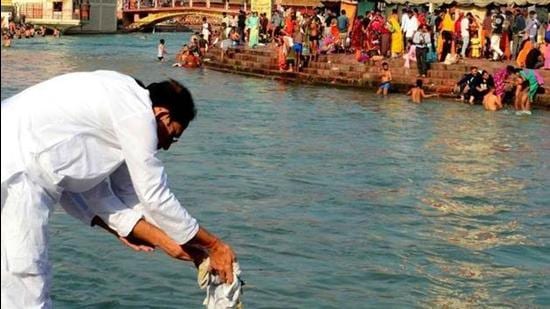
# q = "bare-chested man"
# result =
<box><xmin>376</xmin><ymin>62</ymin><xmax>392</xmax><ymax>96</ymax></box>
<box><xmin>407</xmin><ymin>79</ymin><xmax>438</xmax><ymax>103</ymax></box>
<box><xmin>482</xmin><ymin>87</ymin><xmax>503</xmax><ymax>111</ymax></box>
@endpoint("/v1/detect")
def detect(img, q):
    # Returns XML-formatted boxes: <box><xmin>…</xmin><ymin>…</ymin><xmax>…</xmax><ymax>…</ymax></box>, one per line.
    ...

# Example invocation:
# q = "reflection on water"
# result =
<box><xmin>2</xmin><ymin>33</ymin><xmax>549</xmax><ymax>308</ymax></box>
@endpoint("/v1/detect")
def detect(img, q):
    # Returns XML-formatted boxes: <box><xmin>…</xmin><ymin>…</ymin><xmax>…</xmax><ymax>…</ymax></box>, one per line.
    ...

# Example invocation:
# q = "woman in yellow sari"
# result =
<box><xmin>440</xmin><ymin>9</ymin><xmax>455</xmax><ymax>61</ymax></box>
<box><xmin>389</xmin><ymin>9</ymin><xmax>403</xmax><ymax>57</ymax></box>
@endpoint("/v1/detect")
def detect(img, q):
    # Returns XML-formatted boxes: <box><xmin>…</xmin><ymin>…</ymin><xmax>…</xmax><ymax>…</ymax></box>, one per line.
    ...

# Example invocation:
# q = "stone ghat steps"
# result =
<box><xmin>214</xmin><ymin>47</ymin><xmax>550</xmax><ymax>81</ymax></box>
<box><xmin>231</xmin><ymin>52</ymin><xmax>278</xmax><ymax>64</ymax></box>
<box><xmin>204</xmin><ymin>47</ymin><xmax>550</xmax><ymax>107</ymax></box>
<box><xmin>219</xmin><ymin>59</ymin><xmax>279</xmax><ymax>71</ymax></box>
<box><xmin>225</xmin><ymin>46</ymin><xmax>277</xmax><ymax>57</ymax></box>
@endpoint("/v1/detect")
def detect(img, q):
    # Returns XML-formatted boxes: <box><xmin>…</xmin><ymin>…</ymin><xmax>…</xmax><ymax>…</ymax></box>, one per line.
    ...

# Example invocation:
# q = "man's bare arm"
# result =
<box><xmin>93</xmin><ymin>216</ymin><xmax>207</xmax><ymax>266</ymax></box>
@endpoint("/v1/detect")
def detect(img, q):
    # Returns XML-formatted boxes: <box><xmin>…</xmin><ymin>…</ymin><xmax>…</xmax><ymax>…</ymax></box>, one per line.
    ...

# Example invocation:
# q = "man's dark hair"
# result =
<box><xmin>341</xmin><ymin>9</ymin><xmax>346</xmax><ymax>15</ymax></box>
<box><xmin>147</xmin><ymin>80</ymin><xmax>197</xmax><ymax>128</ymax></box>
<box><xmin>416</xmin><ymin>79</ymin><xmax>423</xmax><ymax>87</ymax></box>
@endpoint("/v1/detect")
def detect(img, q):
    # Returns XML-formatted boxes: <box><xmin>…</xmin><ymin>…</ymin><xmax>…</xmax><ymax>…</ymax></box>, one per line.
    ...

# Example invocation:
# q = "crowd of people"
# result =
<box><xmin>369</xmin><ymin>60</ymin><xmax>543</xmax><ymax>112</ymax></box>
<box><xmin>1</xmin><ymin>15</ymin><xmax>61</xmax><ymax>47</ymax></box>
<box><xmin>202</xmin><ymin>5</ymin><xmax>548</xmax><ymax>108</ymax></box>
<box><xmin>165</xmin><ymin>5</ymin><xmax>548</xmax><ymax>110</ymax></box>
<box><xmin>453</xmin><ymin>64</ymin><xmax>543</xmax><ymax>113</ymax></box>
<box><xmin>198</xmin><ymin>5</ymin><xmax>549</xmax><ymax>74</ymax></box>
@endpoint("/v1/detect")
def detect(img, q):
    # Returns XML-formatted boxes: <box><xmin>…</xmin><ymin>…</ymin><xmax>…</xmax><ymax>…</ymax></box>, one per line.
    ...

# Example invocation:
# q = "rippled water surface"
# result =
<box><xmin>2</xmin><ymin>33</ymin><xmax>549</xmax><ymax>308</ymax></box>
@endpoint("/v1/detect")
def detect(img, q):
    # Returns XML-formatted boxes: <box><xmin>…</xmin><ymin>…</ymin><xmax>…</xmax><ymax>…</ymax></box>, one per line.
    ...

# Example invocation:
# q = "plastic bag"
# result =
<box><xmin>426</xmin><ymin>50</ymin><xmax>437</xmax><ymax>63</ymax></box>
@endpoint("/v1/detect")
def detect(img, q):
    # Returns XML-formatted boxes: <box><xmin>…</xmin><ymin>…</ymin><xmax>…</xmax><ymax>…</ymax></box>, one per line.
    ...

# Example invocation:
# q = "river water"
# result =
<box><xmin>1</xmin><ymin>33</ymin><xmax>549</xmax><ymax>308</ymax></box>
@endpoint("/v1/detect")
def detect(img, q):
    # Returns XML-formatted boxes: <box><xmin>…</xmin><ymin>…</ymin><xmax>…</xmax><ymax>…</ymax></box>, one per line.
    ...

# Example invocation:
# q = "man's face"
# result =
<box><xmin>471</xmin><ymin>68</ymin><xmax>478</xmax><ymax>74</ymax></box>
<box><xmin>154</xmin><ymin>107</ymin><xmax>185</xmax><ymax>150</ymax></box>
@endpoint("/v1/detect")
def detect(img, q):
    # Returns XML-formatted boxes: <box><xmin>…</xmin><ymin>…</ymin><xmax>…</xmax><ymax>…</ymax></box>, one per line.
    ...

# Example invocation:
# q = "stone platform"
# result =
<box><xmin>202</xmin><ymin>46</ymin><xmax>550</xmax><ymax>108</ymax></box>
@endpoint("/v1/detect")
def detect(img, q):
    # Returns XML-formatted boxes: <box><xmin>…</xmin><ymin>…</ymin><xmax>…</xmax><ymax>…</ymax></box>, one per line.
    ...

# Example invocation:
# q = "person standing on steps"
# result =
<box><xmin>412</xmin><ymin>24</ymin><xmax>431</xmax><ymax>78</ymax></box>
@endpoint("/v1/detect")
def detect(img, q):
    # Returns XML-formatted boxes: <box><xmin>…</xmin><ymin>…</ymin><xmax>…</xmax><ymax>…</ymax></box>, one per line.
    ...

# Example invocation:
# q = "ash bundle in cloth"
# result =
<box><xmin>197</xmin><ymin>258</ymin><xmax>244</xmax><ymax>309</ymax></box>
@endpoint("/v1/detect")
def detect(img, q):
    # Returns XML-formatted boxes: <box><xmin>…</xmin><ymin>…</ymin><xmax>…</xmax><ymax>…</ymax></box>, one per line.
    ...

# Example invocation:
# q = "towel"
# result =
<box><xmin>197</xmin><ymin>258</ymin><xmax>243</xmax><ymax>309</ymax></box>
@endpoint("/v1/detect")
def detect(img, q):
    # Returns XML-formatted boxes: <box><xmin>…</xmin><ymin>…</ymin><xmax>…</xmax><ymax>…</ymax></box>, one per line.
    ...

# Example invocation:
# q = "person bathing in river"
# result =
<box><xmin>482</xmin><ymin>86</ymin><xmax>503</xmax><ymax>111</ymax></box>
<box><xmin>173</xmin><ymin>45</ymin><xmax>201</xmax><ymax>68</ymax></box>
<box><xmin>376</xmin><ymin>62</ymin><xmax>392</xmax><ymax>96</ymax></box>
<box><xmin>407</xmin><ymin>79</ymin><xmax>438</xmax><ymax>103</ymax></box>
<box><xmin>157</xmin><ymin>39</ymin><xmax>167</xmax><ymax>61</ymax></box>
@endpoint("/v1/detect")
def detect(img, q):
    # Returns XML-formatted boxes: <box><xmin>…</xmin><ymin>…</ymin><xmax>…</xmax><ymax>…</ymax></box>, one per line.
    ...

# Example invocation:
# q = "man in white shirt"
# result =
<box><xmin>460</xmin><ymin>13</ymin><xmax>471</xmax><ymax>58</ymax></box>
<box><xmin>221</xmin><ymin>12</ymin><xmax>231</xmax><ymax>28</ymax></box>
<box><xmin>231</xmin><ymin>14</ymin><xmax>238</xmax><ymax>28</ymax></box>
<box><xmin>1</xmin><ymin>71</ymin><xmax>237</xmax><ymax>308</ymax></box>
<box><xmin>401</xmin><ymin>8</ymin><xmax>410</xmax><ymax>33</ymax></box>
<box><xmin>403</xmin><ymin>10</ymin><xmax>418</xmax><ymax>42</ymax></box>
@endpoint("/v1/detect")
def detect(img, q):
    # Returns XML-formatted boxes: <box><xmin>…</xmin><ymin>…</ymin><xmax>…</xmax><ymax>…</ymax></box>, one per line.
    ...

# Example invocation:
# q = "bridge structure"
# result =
<box><xmin>122</xmin><ymin>2</ymin><xmax>244</xmax><ymax>31</ymax></box>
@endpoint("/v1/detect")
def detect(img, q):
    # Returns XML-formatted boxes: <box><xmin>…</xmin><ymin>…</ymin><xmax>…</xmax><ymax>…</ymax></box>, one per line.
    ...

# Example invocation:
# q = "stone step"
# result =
<box><xmin>232</xmin><ymin>53</ymin><xmax>277</xmax><ymax>64</ymax></box>
<box><xmin>536</xmin><ymin>94</ymin><xmax>550</xmax><ymax>106</ymax></box>
<box><xmin>219</xmin><ymin>58</ymin><xmax>279</xmax><ymax>70</ymax></box>
<box><xmin>227</xmin><ymin>46</ymin><xmax>277</xmax><ymax>57</ymax></box>
<box><xmin>301</xmin><ymin>67</ymin><xmax>365</xmax><ymax>80</ymax></box>
<box><xmin>308</xmin><ymin>62</ymin><xmax>370</xmax><ymax>72</ymax></box>
<box><xmin>204</xmin><ymin>46</ymin><xmax>550</xmax><ymax>108</ymax></box>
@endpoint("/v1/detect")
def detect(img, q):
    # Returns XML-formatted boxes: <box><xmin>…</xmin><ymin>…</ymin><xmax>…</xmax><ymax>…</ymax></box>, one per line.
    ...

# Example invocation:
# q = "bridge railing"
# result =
<box><xmin>123</xmin><ymin>0</ymin><xmax>246</xmax><ymax>11</ymax></box>
<box><xmin>125</xmin><ymin>0</ymin><xmax>188</xmax><ymax>10</ymax></box>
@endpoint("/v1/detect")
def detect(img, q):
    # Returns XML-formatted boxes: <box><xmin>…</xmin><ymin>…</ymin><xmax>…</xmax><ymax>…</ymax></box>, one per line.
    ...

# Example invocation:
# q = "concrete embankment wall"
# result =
<box><xmin>202</xmin><ymin>46</ymin><xmax>550</xmax><ymax>108</ymax></box>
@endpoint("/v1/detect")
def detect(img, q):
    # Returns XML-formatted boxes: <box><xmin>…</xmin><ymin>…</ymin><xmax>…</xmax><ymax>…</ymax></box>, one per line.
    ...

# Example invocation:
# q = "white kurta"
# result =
<box><xmin>1</xmin><ymin>70</ymin><xmax>199</xmax><ymax>307</ymax></box>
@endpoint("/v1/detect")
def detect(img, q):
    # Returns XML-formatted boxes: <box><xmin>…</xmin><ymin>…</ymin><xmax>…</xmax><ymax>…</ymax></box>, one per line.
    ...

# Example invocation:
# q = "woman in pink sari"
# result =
<box><xmin>493</xmin><ymin>65</ymin><xmax>515</xmax><ymax>100</ymax></box>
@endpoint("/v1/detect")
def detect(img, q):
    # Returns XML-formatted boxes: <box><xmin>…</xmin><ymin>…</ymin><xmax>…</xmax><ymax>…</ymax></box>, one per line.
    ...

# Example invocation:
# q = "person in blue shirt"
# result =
<box><xmin>337</xmin><ymin>10</ymin><xmax>349</xmax><ymax>49</ymax></box>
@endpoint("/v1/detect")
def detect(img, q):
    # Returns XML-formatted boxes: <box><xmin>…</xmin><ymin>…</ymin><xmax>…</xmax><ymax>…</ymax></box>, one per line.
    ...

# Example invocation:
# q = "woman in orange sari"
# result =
<box><xmin>350</xmin><ymin>15</ymin><xmax>363</xmax><ymax>51</ymax></box>
<box><xmin>516</xmin><ymin>40</ymin><xmax>533</xmax><ymax>67</ymax></box>
<box><xmin>330</xmin><ymin>18</ymin><xmax>341</xmax><ymax>48</ymax></box>
<box><xmin>501</xmin><ymin>11</ymin><xmax>513</xmax><ymax>60</ymax></box>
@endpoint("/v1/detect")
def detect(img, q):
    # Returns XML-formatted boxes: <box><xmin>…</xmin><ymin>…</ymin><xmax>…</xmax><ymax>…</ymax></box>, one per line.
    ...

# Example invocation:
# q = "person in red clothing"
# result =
<box><xmin>416</xmin><ymin>8</ymin><xmax>427</xmax><ymax>27</ymax></box>
<box><xmin>282</xmin><ymin>12</ymin><xmax>295</xmax><ymax>36</ymax></box>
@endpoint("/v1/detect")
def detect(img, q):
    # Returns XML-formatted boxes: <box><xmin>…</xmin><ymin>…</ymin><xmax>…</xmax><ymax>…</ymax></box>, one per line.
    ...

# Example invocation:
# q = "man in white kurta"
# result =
<box><xmin>1</xmin><ymin>70</ymin><xmax>236</xmax><ymax>308</ymax></box>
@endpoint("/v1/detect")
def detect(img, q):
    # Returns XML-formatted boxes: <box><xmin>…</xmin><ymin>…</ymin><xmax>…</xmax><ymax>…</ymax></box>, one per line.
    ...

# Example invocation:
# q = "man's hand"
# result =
<box><xmin>186</xmin><ymin>227</ymin><xmax>237</xmax><ymax>284</ymax></box>
<box><xmin>119</xmin><ymin>235</ymin><xmax>155</xmax><ymax>252</ymax></box>
<box><xmin>208</xmin><ymin>240</ymin><xmax>236</xmax><ymax>284</ymax></box>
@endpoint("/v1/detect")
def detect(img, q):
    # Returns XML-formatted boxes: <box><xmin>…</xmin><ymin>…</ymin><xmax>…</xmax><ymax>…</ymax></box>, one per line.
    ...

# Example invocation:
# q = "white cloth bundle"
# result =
<box><xmin>197</xmin><ymin>258</ymin><xmax>243</xmax><ymax>309</ymax></box>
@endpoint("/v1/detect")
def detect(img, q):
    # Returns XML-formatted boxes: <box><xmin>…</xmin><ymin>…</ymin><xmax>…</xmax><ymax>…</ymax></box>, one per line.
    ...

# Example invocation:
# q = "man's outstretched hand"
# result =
<box><xmin>208</xmin><ymin>239</ymin><xmax>236</xmax><ymax>284</ymax></box>
<box><xmin>119</xmin><ymin>235</ymin><xmax>155</xmax><ymax>252</ymax></box>
<box><xmin>187</xmin><ymin>227</ymin><xmax>237</xmax><ymax>284</ymax></box>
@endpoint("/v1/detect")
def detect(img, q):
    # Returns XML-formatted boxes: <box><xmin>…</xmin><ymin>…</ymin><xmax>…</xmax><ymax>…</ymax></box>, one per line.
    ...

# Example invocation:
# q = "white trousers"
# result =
<box><xmin>1</xmin><ymin>174</ymin><xmax>55</xmax><ymax>309</ymax></box>
<box><xmin>461</xmin><ymin>35</ymin><xmax>469</xmax><ymax>57</ymax></box>
<box><xmin>491</xmin><ymin>34</ymin><xmax>503</xmax><ymax>60</ymax></box>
